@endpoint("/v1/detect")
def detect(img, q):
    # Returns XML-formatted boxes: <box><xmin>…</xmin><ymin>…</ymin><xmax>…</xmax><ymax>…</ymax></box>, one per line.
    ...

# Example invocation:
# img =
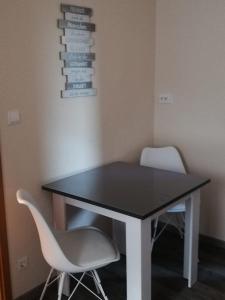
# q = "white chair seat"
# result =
<box><xmin>55</xmin><ymin>227</ymin><xmax>119</xmax><ymax>271</ymax></box>
<box><xmin>167</xmin><ymin>202</ymin><xmax>186</xmax><ymax>213</ymax></box>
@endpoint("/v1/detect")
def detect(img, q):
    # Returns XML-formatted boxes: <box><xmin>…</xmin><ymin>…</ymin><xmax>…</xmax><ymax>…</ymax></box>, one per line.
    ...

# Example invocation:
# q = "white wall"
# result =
<box><xmin>154</xmin><ymin>0</ymin><xmax>225</xmax><ymax>241</ymax></box>
<box><xmin>0</xmin><ymin>0</ymin><xmax>155</xmax><ymax>298</ymax></box>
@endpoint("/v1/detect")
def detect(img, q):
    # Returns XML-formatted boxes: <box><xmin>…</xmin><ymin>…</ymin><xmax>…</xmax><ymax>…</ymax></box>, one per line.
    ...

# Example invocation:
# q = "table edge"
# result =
<box><xmin>42</xmin><ymin>179</ymin><xmax>210</xmax><ymax>220</ymax></box>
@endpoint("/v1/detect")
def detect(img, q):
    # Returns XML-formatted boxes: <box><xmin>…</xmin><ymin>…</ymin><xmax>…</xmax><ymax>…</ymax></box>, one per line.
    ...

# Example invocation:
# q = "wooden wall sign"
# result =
<box><xmin>59</xmin><ymin>4</ymin><xmax>97</xmax><ymax>98</ymax></box>
<box><xmin>61</xmin><ymin>4</ymin><xmax>92</xmax><ymax>16</ymax></box>
<box><xmin>60</xmin><ymin>52</ymin><xmax>95</xmax><ymax>61</ymax></box>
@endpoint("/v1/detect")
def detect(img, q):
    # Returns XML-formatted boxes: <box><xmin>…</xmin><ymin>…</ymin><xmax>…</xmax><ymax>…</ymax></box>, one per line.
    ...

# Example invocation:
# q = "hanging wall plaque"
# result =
<box><xmin>59</xmin><ymin>4</ymin><xmax>97</xmax><ymax>98</ymax></box>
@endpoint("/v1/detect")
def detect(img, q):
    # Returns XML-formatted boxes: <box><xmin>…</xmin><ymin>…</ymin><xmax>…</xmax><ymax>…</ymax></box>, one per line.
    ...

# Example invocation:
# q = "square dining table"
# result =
<box><xmin>42</xmin><ymin>162</ymin><xmax>210</xmax><ymax>300</ymax></box>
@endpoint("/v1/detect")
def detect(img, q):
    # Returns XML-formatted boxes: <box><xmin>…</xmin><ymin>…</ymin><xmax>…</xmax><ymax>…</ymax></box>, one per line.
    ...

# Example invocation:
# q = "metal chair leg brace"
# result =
<box><xmin>39</xmin><ymin>268</ymin><xmax>109</xmax><ymax>300</ymax></box>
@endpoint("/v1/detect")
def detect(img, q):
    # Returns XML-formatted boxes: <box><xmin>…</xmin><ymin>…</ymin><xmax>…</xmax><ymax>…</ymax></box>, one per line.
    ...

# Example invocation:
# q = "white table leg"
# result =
<box><xmin>52</xmin><ymin>194</ymin><xmax>70</xmax><ymax>296</ymax></box>
<box><xmin>126</xmin><ymin>216</ymin><xmax>152</xmax><ymax>300</ymax></box>
<box><xmin>183</xmin><ymin>189</ymin><xmax>200</xmax><ymax>287</ymax></box>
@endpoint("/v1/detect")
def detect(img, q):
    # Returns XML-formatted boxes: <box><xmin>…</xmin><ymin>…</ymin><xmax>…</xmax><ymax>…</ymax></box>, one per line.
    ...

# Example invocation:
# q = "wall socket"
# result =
<box><xmin>17</xmin><ymin>256</ymin><xmax>28</xmax><ymax>271</ymax></box>
<box><xmin>159</xmin><ymin>94</ymin><xmax>174</xmax><ymax>104</ymax></box>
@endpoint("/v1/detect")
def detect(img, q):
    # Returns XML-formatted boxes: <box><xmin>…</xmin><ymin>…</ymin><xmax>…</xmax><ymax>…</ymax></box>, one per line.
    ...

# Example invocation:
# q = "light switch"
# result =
<box><xmin>7</xmin><ymin>110</ymin><xmax>21</xmax><ymax>126</ymax></box>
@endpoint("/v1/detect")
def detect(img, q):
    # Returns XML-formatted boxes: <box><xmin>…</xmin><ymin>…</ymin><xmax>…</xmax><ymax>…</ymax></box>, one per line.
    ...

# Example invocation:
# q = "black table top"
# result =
<box><xmin>42</xmin><ymin>162</ymin><xmax>210</xmax><ymax>220</ymax></box>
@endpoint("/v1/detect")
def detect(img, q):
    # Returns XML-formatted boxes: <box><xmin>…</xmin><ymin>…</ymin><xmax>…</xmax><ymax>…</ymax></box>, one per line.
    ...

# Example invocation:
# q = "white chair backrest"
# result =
<box><xmin>16</xmin><ymin>189</ymin><xmax>78</xmax><ymax>272</ymax></box>
<box><xmin>140</xmin><ymin>146</ymin><xmax>186</xmax><ymax>174</ymax></box>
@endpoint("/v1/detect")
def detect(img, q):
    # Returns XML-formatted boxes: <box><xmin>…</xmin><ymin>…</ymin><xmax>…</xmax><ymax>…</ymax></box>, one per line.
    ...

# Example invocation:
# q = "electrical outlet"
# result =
<box><xmin>159</xmin><ymin>94</ymin><xmax>174</xmax><ymax>104</ymax></box>
<box><xmin>17</xmin><ymin>256</ymin><xmax>28</xmax><ymax>271</ymax></box>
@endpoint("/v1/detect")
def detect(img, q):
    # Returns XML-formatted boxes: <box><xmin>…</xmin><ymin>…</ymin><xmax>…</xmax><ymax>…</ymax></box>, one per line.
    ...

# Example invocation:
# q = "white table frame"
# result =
<box><xmin>52</xmin><ymin>189</ymin><xmax>200</xmax><ymax>300</ymax></box>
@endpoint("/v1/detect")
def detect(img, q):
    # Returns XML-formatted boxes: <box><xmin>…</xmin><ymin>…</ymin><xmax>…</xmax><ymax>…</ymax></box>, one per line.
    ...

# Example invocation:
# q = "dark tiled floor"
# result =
<box><xmin>19</xmin><ymin>230</ymin><xmax>225</xmax><ymax>300</ymax></box>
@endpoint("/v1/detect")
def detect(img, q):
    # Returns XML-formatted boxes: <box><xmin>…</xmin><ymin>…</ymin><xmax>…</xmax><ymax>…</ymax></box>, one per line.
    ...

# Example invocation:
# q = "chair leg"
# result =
<box><xmin>91</xmin><ymin>271</ymin><xmax>101</xmax><ymax>294</ymax></box>
<box><xmin>58</xmin><ymin>272</ymin><xmax>66</xmax><ymax>300</ymax></box>
<box><xmin>151</xmin><ymin>217</ymin><xmax>159</xmax><ymax>251</ymax></box>
<box><xmin>175</xmin><ymin>213</ymin><xmax>184</xmax><ymax>238</ymax></box>
<box><xmin>69</xmin><ymin>272</ymin><xmax>104</xmax><ymax>300</ymax></box>
<box><xmin>40</xmin><ymin>268</ymin><xmax>54</xmax><ymax>300</ymax></box>
<box><xmin>93</xmin><ymin>270</ymin><xmax>108</xmax><ymax>300</ymax></box>
<box><xmin>68</xmin><ymin>272</ymin><xmax>86</xmax><ymax>300</ymax></box>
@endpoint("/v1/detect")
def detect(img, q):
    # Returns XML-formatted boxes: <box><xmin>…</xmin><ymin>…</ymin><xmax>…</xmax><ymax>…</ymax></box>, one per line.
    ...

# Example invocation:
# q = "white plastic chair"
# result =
<box><xmin>16</xmin><ymin>189</ymin><xmax>120</xmax><ymax>300</ymax></box>
<box><xmin>140</xmin><ymin>146</ymin><xmax>187</xmax><ymax>251</ymax></box>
